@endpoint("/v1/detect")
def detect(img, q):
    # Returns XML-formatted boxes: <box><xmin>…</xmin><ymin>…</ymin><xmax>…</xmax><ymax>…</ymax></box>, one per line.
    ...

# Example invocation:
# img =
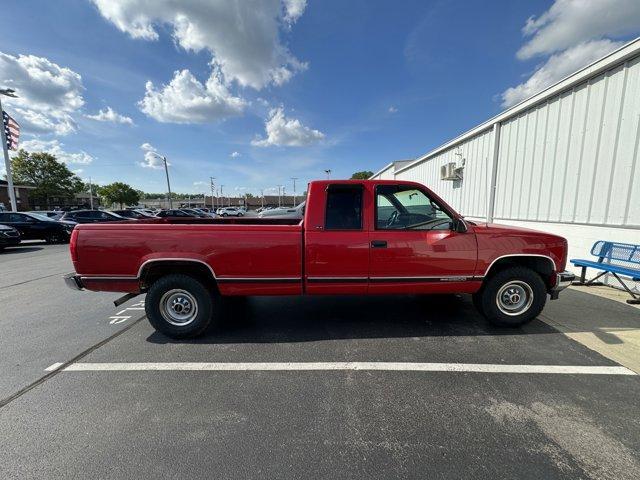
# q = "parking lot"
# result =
<box><xmin>1</xmin><ymin>243</ymin><xmax>639</xmax><ymax>479</ymax></box>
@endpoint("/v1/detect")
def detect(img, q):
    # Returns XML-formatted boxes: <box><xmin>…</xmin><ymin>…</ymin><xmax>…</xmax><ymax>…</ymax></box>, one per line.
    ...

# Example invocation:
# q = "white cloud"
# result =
<box><xmin>138</xmin><ymin>68</ymin><xmax>247</xmax><ymax>123</ymax></box>
<box><xmin>139</xmin><ymin>142</ymin><xmax>165</xmax><ymax>169</ymax></box>
<box><xmin>501</xmin><ymin>0</ymin><xmax>640</xmax><ymax>108</ymax></box>
<box><xmin>252</xmin><ymin>107</ymin><xmax>324</xmax><ymax>147</ymax></box>
<box><xmin>91</xmin><ymin>0</ymin><xmax>308</xmax><ymax>90</ymax></box>
<box><xmin>18</xmin><ymin>139</ymin><xmax>94</xmax><ymax>164</ymax></box>
<box><xmin>13</xmin><ymin>107</ymin><xmax>76</xmax><ymax>136</ymax></box>
<box><xmin>86</xmin><ymin>106</ymin><xmax>134</xmax><ymax>125</ymax></box>
<box><xmin>193</xmin><ymin>181</ymin><xmax>207</xmax><ymax>186</ymax></box>
<box><xmin>518</xmin><ymin>0</ymin><xmax>640</xmax><ymax>60</ymax></box>
<box><xmin>230</xmin><ymin>151</ymin><xmax>241</xmax><ymax>158</ymax></box>
<box><xmin>72</xmin><ymin>168</ymin><xmax>84</xmax><ymax>175</ymax></box>
<box><xmin>388</xmin><ymin>106</ymin><xmax>398</xmax><ymax>114</ymax></box>
<box><xmin>502</xmin><ymin>39</ymin><xmax>623</xmax><ymax>107</ymax></box>
<box><xmin>0</xmin><ymin>52</ymin><xmax>84</xmax><ymax>135</ymax></box>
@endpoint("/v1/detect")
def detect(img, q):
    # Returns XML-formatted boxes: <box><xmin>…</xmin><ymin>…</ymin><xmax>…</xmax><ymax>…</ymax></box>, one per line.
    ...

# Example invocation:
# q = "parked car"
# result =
<box><xmin>258</xmin><ymin>202</ymin><xmax>305</xmax><ymax>220</ymax></box>
<box><xmin>0</xmin><ymin>212</ymin><xmax>75</xmax><ymax>243</ymax></box>
<box><xmin>112</xmin><ymin>209</ymin><xmax>154</xmax><ymax>219</ymax></box>
<box><xmin>27</xmin><ymin>210</ymin><xmax>64</xmax><ymax>221</ymax></box>
<box><xmin>61</xmin><ymin>210</ymin><xmax>126</xmax><ymax>224</ymax></box>
<box><xmin>64</xmin><ymin>179</ymin><xmax>574</xmax><ymax>339</ymax></box>
<box><xmin>217</xmin><ymin>207</ymin><xmax>244</xmax><ymax>217</ymax></box>
<box><xmin>154</xmin><ymin>209</ymin><xmax>198</xmax><ymax>218</ymax></box>
<box><xmin>181</xmin><ymin>208</ymin><xmax>211</xmax><ymax>218</ymax></box>
<box><xmin>0</xmin><ymin>224</ymin><xmax>21</xmax><ymax>251</ymax></box>
<box><xmin>196</xmin><ymin>208</ymin><xmax>217</xmax><ymax>218</ymax></box>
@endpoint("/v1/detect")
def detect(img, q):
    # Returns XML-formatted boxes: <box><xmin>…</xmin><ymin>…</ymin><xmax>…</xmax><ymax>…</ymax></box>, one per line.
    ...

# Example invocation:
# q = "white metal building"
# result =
<box><xmin>371</xmin><ymin>38</ymin><xmax>640</xmax><ymax>288</ymax></box>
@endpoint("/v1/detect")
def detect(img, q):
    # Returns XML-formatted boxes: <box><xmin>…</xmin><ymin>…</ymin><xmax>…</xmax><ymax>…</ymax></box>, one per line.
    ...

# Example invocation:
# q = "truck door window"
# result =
<box><xmin>325</xmin><ymin>185</ymin><xmax>363</xmax><ymax>230</ymax></box>
<box><xmin>376</xmin><ymin>185</ymin><xmax>453</xmax><ymax>230</ymax></box>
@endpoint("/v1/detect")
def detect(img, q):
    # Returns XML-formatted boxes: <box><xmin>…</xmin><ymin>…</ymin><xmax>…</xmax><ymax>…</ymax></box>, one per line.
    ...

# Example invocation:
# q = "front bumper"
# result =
<box><xmin>63</xmin><ymin>273</ymin><xmax>84</xmax><ymax>291</ymax></box>
<box><xmin>550</xmin><ymin>271</ymin><xmax>575</xmax><ymax>299</ymax></box>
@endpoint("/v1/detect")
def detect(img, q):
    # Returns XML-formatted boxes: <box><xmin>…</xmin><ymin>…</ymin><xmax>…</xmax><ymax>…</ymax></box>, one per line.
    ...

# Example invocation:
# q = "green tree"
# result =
<box><xmin>11</xmin><ymin>150</ymin><xmax>84</xmax><ymax>206</ymax></box>
<box><xmin>351</xmin><ymin>170</ymin><xmax>374</xmax><ymax>179</ymax></box>
<box><xmin>83</xmin><ymin>182</ymin><xmax>100</xmax><ymax>196</ymax></box>
<box><xmin>98</xmin><ymin>182</ymin><xmax>141</xmax><ymax>209</ymax></box>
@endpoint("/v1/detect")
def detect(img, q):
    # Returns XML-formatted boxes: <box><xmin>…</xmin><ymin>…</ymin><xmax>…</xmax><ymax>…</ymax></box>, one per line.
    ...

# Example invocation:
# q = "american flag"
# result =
<box><xmin>2</xmin><ymin>110</ymin><xmax>20</xmax><ymax>151</ymax></box>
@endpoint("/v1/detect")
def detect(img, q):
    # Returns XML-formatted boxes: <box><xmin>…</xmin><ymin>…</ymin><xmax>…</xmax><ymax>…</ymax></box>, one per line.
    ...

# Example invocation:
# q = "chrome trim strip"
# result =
<box><xmin>483</xmin><ymin>254</ymin><xmax>557</xmax><ymax>277</ymax></box>
<box><xmin>217</xmin><ymin>277</ymin><xmax>301</xmax><ymax>284</ymax></box>
<box><xmin>307</xmin><ymin>277</ymin><xmax>368</xmax><ymax>283</ymax></box>
<box><xmin>369</xmin><ymin>276</ymin><xmax>477</xmax><ymax>283</ymax></box>
<box><xmin>136</xmin><ymin>258</ymin><xmax>217</xmax><ymax>279</ymax></box>
<box><xmin>80</xmin><ymin>276</ymin><xmax>137</xmax><ymax>281</ymax></box>
<box><xmin>308</xmin><ymin>275</ymin><xmax>481</xmax><ymax>283</ymax></box>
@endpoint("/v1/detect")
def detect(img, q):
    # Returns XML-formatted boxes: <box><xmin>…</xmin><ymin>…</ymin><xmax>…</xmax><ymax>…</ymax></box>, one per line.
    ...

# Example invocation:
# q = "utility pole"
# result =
<box><xmin>291</xmin><ymin>177</ymin><xmax>297</xmax><ymax>206</ymax></box>
<box><xmin>163</xmin><ymin>156</ymin><xmax>173</xmax><ymax>209</ymax></box>
<box><xmin>210</xmin><ymin>176</ymin><xmax>215</xmax><ymax>210</ymax></box>
<box><xmin>88</xmin><ymin>177</ymin><xmax>94</xmax><ymax>209</ymax></box>
<box><xmin>0</xmin><ymin>88</ymin><xmax>18</xmax><ymax>211</ymax></box>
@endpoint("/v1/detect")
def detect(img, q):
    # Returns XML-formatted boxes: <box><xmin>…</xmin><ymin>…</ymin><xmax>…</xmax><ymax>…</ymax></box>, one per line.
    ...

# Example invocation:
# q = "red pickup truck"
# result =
<box><xmin>64</xmin><ymin>180</ymin><xmax>574</xmax><ymax>338</ymax></box>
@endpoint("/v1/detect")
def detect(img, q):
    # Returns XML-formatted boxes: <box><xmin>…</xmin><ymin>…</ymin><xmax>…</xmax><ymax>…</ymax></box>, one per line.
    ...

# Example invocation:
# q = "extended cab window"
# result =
<box><xmin>325</xmin><ymin>185</ymin><xmax>363</xmax><ymax>230</ymax></box>
<box><xmin>376</xmin><ymin>185</ymin><xmax>453</xmax><ymax>230</ymax></box>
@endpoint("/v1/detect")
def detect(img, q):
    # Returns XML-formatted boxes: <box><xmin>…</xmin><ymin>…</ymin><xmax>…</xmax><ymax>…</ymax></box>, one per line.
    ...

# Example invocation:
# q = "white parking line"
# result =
<box><xmin>44</xmin><ymin>362</ymin><xmax>637</xmax><ymax>375</ymax></box>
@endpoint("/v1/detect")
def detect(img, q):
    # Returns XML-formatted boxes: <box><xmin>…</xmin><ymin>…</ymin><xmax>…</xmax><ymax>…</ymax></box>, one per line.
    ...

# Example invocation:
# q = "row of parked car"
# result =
<box><xmin>0</xmin><ymin>206</ymin><xmax>250</xmax><ymax>250</ymax></box>
<box><xmin>0</xmin><ymin>203</ymin><xmax>309</xmax><ymax>251</ymax></box>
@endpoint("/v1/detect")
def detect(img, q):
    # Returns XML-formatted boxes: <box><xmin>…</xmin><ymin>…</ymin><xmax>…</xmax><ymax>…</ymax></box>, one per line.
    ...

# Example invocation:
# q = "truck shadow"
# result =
<box><xmin>146</xmin><ymin>294</ymin><xmax>557</xmax><ymax>344</ymax></box>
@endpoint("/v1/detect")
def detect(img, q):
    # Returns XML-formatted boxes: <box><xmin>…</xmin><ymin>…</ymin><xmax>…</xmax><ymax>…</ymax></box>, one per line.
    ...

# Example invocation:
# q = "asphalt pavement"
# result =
<box><xmin>1</xmin><ymin>242</ymin><xmax>639</xmax><ymax>479</ymax></box>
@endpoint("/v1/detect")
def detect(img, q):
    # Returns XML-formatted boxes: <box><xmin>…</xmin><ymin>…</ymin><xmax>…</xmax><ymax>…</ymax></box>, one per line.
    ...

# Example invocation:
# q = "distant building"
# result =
<box><xmin>0</xmin><ymin>179</ymin><xmax>35</xmax><ymax>211</ymax></box>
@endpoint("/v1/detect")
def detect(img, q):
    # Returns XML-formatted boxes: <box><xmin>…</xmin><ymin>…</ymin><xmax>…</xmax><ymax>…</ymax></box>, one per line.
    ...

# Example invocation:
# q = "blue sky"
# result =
<box><xmin>1</xmin><ymin>0</ymin><xmax>639</xmax><ymax>196</ymax></box>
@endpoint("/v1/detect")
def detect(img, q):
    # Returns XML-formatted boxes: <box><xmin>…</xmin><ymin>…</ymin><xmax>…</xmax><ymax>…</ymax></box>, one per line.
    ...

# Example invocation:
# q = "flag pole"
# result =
<box><xmin>0</xmin><ymin>95</ymin><xmax>17</xmax><ymax>211</ymax></box>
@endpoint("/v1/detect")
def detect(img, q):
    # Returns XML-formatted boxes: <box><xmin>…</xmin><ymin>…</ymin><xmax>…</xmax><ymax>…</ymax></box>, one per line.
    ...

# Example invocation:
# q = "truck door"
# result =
<box><xmin>369</xmin><ymin>184</ymin><xmax>478</xmax><ymax>294</ymax></box>
<box><xmin>304</xmin><ymin>183</ymin><xmax>370</xmax><ymax>294</ymax></box>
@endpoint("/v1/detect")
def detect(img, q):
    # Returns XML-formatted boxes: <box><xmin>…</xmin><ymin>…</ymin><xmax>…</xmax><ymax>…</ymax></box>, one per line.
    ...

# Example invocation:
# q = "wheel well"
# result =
<box><xmin>484</xmin><ymin>256</ymin><xmax>555</xmax><ymax>288</ymax></box>
<box><xmin>139</xmin><ymin>261</ymin><xmax>217</xmax><ymax>292</ymax></box>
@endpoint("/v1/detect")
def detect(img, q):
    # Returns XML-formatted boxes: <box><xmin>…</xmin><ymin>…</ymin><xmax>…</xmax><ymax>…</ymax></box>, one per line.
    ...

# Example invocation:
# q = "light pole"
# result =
<box><xmin>291</xmin><ymin>177</ymin><xmax>297</xmax><ymax>206</ymax></box>
<box><xmin>260</xmin><ymin>189</ymin><xmax>265</xmax><ymax>209</ymax></box>
<box><xmin>210</xmin><ymin>176</ymin><xmax>215</xmax><ymax>210</ymax></box>
<box><xmin>324</xmin><ymin>169</ymin><xmax>332</xmax><ymax>179</ymax></box>
<box><xmin>220</xmin><ymin>185</ymin><xmax>224</xmax><ymax>208</ymax></box>
<box><xmin>147</xmin><ymin>151</ymin><xmax>173</xmax><ymax>208</ymax></box>
<box><xmin>88</xmin><ymin>176</ymin><xmax>94</xmax><ymax>209</ymax></box>
<box><xmin>276</xmin><ymin>184</ymin><xmax>283</xmax><ymax>207</ymax></box>
<box><xmin>0</xmin><ymin>88</ymin><xmax>18</xmax><ymax>211</ymax></box>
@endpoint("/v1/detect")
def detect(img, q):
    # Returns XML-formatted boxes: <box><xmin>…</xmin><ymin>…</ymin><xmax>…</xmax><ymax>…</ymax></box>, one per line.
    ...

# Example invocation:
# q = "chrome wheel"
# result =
<box><xmin>159</xmin><ymin>289</ymin><xmax>198</xmax><ymax>326</ymax></box>
<box><xmin>496</xmin><ymin>281</ymin><xmax>534</xmax><ymax>316</ymax></box>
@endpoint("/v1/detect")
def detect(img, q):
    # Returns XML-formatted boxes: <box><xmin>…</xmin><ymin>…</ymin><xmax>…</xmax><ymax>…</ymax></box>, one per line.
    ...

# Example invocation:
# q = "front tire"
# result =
<box><xmin>478</xmin><ymin>267</ymin><xmax>546</xmax><ymax>327</ymax></box>
<box><xmin>145</xmin><ymin>274</ymin><xmax>215</xmax><ymax>338</ymax></box>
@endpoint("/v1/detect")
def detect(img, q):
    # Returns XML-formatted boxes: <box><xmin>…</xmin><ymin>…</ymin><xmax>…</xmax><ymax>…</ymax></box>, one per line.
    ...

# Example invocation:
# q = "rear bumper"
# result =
<box><xmin>550</xmin><ymin>271</ymin><xmax>575</xmax><ymax>299</ymax></box>
<box><xmin>63</xmin><ymin>273</ymin><xmax>84</xmax><ymax>291</ymax></box>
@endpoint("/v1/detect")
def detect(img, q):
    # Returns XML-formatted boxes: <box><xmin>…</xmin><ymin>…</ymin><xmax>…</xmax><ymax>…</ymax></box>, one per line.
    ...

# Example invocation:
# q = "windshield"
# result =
<box><xmin>24</xmin><ymin>212</ymin><xmax>56</xmax><ymax>222</ymax></box>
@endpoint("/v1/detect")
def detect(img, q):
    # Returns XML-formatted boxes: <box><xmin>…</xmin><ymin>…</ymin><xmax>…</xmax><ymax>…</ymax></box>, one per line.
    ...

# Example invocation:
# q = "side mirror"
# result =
<box><xmin>454</xmin><ymin>218</ymin><xmax>467</xmax><ymax>233</ymax></box>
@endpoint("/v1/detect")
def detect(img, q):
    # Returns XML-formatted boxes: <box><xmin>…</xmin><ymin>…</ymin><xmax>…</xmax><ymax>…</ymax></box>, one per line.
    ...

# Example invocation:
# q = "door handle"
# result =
<box><xmin>371</xmin><ymin>240</ymin><xmax>387</xmax><ymax>248</ymax></box>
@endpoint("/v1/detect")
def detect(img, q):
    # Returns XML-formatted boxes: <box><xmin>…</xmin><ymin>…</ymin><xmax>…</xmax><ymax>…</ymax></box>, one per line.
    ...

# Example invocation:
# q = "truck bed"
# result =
<box><xmin>73</xmin><ymin>221</ymin><xmax>304</xmax><ymax>295</ymax></box>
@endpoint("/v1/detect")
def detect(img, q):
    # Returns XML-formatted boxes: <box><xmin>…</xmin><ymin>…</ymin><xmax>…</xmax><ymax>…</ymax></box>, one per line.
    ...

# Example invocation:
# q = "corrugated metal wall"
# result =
<box><xmin>494</xmin><ymin>56</ymin><xmax>640</xmax><ymax>227</ymax></box>
<box><xmin>395</xmin><ymin>128</ymin><xmax>493</xmax><ymax>219</ymax></box>
<box><xmin>387</xmin><ymin>51</ymin><xmax>640</xmax><ymax>229</ymax></box>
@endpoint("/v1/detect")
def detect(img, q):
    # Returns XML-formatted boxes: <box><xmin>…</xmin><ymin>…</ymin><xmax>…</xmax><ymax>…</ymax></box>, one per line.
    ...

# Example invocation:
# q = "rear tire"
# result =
<box><xmin>45</xmin><ymin>233</ymin><xmax>61</xmax><ymax>244</ymax></box>
<box><xmin>145</xmin><ymin>274</ymin><xmax>216</xmax><ymax>338</ymax></box>
<box><xmin>478</xmin><ymin>267</ymin><xmax>546</xmax><ymax>327</ymax></box>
